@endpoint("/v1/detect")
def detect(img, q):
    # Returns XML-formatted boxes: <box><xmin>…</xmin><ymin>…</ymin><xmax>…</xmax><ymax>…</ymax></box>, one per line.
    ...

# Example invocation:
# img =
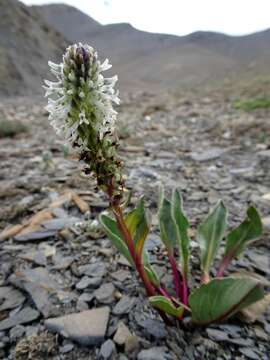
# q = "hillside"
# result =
<box><xmin>0</xmin><ymin>0</ymin><xmax>68</xmax><ymax>96</ymax></box>
<box><xmin>1</xmin><ymin>1</ymin><xmax>270</xmax><ymax>96</ymax></box>
<box><xmin>34</xmin><ymin>4</ymin><xmax>270</xmax><ymax>92</ymax></box>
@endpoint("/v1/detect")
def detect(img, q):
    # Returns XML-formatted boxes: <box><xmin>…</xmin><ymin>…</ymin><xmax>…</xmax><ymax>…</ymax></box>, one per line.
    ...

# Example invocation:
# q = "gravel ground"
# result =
<box><xmin>0</xmin><ymin>88</ymin><xmax>269</xmax><ymax>359</ymax></box>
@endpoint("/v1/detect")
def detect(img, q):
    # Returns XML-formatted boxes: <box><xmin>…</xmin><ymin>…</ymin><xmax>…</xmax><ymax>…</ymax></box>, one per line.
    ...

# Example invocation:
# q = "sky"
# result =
<box><xmin>22</xmin><ymin>0</ymin><xmax>270</xmax><ymax>36</ymax></box>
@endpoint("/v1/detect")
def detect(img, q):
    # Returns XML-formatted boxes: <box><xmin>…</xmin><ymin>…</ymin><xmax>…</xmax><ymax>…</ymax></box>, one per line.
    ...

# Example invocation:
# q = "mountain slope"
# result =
<box><xmin>0</xmin><ymin>0</ymin><xmax>68</xmax><ymax>96</ymax></box>
<box><xmin>34</xmin><ymin>3</ymin><xmax>270</xmax><ymax>91</ymax></box>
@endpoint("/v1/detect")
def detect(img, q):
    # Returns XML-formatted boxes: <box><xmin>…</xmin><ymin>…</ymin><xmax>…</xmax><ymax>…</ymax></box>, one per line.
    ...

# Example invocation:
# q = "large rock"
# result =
<box><xmin>45</xmin><ymin>307</ymin><xmax>110</xmax><ymax>346</ymax></box>
<box><xmin>0</xmin><ymin>307</ymin><xmax>39</xmax><ymax>331</ymax></box>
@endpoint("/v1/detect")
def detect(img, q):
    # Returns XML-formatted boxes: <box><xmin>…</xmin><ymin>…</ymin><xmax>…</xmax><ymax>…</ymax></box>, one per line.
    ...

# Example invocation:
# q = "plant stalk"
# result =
<box><xmin>168</xmin><ymin>254</ymin><xmax>182</xmax><ymax>300</ymax></box>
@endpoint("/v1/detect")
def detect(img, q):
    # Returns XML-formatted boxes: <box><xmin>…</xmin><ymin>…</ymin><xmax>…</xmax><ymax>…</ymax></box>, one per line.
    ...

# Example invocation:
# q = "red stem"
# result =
<box><xmin>181</xmin><ymin>273</ymin><xmax>188</xmax><ymax>306</ymax></box>
<box><xmin>168</xmin><ymin>254</ymin><xmax>182</xmax><ymax>300</ymax></box>
<box><xmin>216</xmin><ymin>254</ymin><xmax>232</xmax><ymax>277</ymax></box>
<box><xmin>113</xmin><ymin>204</ymin><xmax>156</xmax><ymax>296</ymax></box>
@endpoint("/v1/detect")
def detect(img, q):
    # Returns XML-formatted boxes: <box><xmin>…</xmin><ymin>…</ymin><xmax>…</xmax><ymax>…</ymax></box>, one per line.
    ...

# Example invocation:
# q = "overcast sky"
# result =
<box><xmin>22</xmin><ymin>0</ymin><xmax>270</xmax><ymax>36</ymax></box>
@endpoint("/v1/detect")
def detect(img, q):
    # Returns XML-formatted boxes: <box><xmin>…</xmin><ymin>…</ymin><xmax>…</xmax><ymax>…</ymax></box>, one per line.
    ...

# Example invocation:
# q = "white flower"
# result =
<box><xmin>44</xmin><ymin>43</ymin><xmax>120</xmax><ymax>148</ymax></box>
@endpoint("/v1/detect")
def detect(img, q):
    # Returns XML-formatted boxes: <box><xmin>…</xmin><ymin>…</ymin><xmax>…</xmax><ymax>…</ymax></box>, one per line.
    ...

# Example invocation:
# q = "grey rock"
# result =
<box><xmin>239</xmin><ymin>347</ymin><xmax>260</xmax><ymax>360</ymax></box>
<box><xmin>94</xmin><ymin>283</ymin><xmax>115</xmax><ymax>304</ymax></box>
<box><xmin>144</xmin><ymin>234</ymin><xmax>162</xmax><ymax>251</ymax></box>
<box><xmin>113</xmin><ymin>322</ymin><xmax>132</xmax><ymax>346</ymax></box>
<box><xmin>129</xmin><ymin>167</ymin><xmax>160</xmax><ymax>180</ymax></box>
<box><xmin>60</xmin><ymin>343</ymin><xmax>74</xmax><ymax>354</ymax></box>
<box><xmin>0</xmin><ymin>286</ymin><xmax>25</xmax><ymax>311</ymax></box>
<box><xmin>76</xmin><ymin>276</ymin><xmax>101</xmax><ymax>290</ymax></box>
<box><xmin>247</xmin><ymin>251</ymin><xmax>270</xmax><ymax>275</ymax></box>
<box><xmin>42</xmin><ymin>217</ymin><xmax>79</xmax><ymax>231</ymax></box>
<box><xmin>0</xmin><ymin>307</ymin><xmax>39</xmax><ymax>331</ymax></box>
<box><xmin>9</xmin><ymin>325</ymin><xmax>25</xmax><ymax>342</ymax></box>
<box><xmin>206</xmin><ymin>328</ymin><xmax>229</xmax><ymax>341</ymax></box>
<box><xmin>45</xmin><ymin>307</ymin><xmax>110</xmax><ymax>346</ymax></box>
<box><xmin>191</xmin><ymin>147</ymin><xmax>227</xmax><ymax>162</ymax></box>
<box><xmin>76</xmin><ymin>300</ymin><xmax>89</xmax><ymax>311</ymax></box>
<box><xmin>52</xmin><ymin>254</ymin><xmax>74</xmax><ymax>270</ymax></box>
<box><xmin>137</xmin><ymin>346</ymin><xmax>168</xmax><ymax>360</ymax></box>
<box><xmin>99</xmin><ymin>339</ymin><xmax>116</xmax><ymax>359</ymax></box>
<box><xmin>111</xmin><ymin>270</ymin><xmax>131</xmax><ymax>283</ymax></box>
<box><xmin>138</xmin><ymin>319</ymin><xmax>167</xmax><ymax>339</ymax></box>
<box><xmin>9</xmin><ymin>267</ymin><xmax>60</xmax><ymax>317</ymax></box>
<box><xmin>78</xmin><ymin>262</ymin><xmax>107</xmax><ymax>278</ymax></box>
<box><xmin>78</xmin><ymin>293</ymin><xmax>94</xmax><ymax>303</ymax></box>
<box><xmin>112</xmin><ymin>296</ymin><xmax>136</xmax><ymax>315</ymax></box>
<box><xmin>14</xmin><ymin>230</ymin><xmax>56</xmax><ymax>242</ymax></box>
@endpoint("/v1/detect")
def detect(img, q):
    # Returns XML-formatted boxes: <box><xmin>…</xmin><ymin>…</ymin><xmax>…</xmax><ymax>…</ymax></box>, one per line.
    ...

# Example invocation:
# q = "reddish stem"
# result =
<box><xmin>113</xmin><ymin>204</ymin><xmax>156</xmax><ymax>296</ymax></box>
<box><xmin>168</xmin><ymin>254</ymin><xmax>182</xmax><ymax>300</ymax></box>
<box><xmin>181</xmin><ymin>273</ymin><xmax>189</xmax><ymax>306</ymax></box>
<box><xmin>216</xmin><ymin>254</ymin><xmax>232</xmax><ymax>277</ymax></box>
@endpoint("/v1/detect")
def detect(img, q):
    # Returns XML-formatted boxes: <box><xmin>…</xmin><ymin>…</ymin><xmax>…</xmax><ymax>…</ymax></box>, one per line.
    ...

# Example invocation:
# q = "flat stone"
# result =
<box><xmin>112</xmin><ymin>296</ymin><xmax>136</xmax><ymax>315</ymax></box>
<box><xmin>52</xmin><ymin>254</ymin><xmax>73</xmax><ymax>270</ymax></box>
<box><xmin>0</xmin><ymin>286</ymin><xmax>25</xmax><ymax>311</ymax></box>
<box><xmin>78</xmin><ymin>262</ymin><xmax>107</xmax><ymax>278</ymax></box>
<box><xmin>99</xmin><ymin>339</ymin><xmax>116</xmax><ymax>359</ymax></box>
<box><xmin>94</xmin><ymin>283</ymin><xmax>115</xmax><ymax>304</ymax></box>
<box><xmin>144</xmin><ymin>234</ymin><xmax>162</xmax><ymax>251</ymax></box>
<box><xmin>42</xmin><ymin>217</ymin><xmax>79</xmax><ymax>231</ymax></box>
<box><xmin>239</xmin><ymin>347</ymin><xmax>260</xmax><ymax>360</ymax></box>
<box><xmin>9</xmin><ymin>325</ymin><xmax>25</xmax><ymax>342</ymax></box>
<box><xmin>45</xmin><ymin>307</ymin><xmax>110</xmax><ymax>346</ymax></box>
<box><xmin>78</xmin><ymin>293</ymin><xmax>95</xmax><ymax>303</ymax></box>
<box><xmin>76</xmin><ymin>276</ymin><xmax>101</xmax><ymax>290</ymax></box>
<box><xmin>206</xmin><ymin>328</ymin><xmax>229</xmax><ymax>341</ymax></box>
<box><xmin>138</xmin><ymin>318</ymin><xmax>167</xmax><ymax>339</ymax></box>
<box><xmin>14</xmin><ymin>230</ymin><xmax>56</xmax><ymax>242</ymax></box>
<box><xmin>129</xmin><ymin>167</ymin><xmax>160</xmax><ymax>180</ymax></box>
<box><xmin>113</xmin><ymin>322</ymin><xmax>132</xmax><ymax>346</ymax></box>
<box><xmin>247</xmin><ymin>251</ymin><xmax>270</xmax><ymax>274</ymax></box>
<box><xmin>9</xmin><ymin>267</ymin><xmax>60</xmax><ymax>317</ymax></box>
<box><xmin>137</xmin><ymin>346</ymin><xmax>168</xmax><ymax>360</ymax></box>
<box><xmin>111</xmin><ymin>270</ymin><xmax>131</xmax><ymax>283</ymax></box>
<box><xmin>0</xmin><ymin>307</ymin><xmax>39</xmax><ymax>331</ymax></box>
<box><xmin>191</xmin><ymin>147</ymin><xmax>227</xmax><ymax>162</ymax></box>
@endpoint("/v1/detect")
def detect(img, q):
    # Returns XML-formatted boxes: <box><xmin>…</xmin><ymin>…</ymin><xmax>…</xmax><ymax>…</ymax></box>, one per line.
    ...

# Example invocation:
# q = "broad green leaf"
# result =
<box><xmin>99</xmin><ymin>214</ymin><xmax>134</xmax><ymax>266</ymax></box>
<box><xmin>171</xmin><ymin>189</ymin><xmax>190</xmax><ymax>275</ymax></box>
<box><xmin>224</xmin><ymin>206</ymin><xmax>262</xmax><ymax>259</ymax></box>
<box><xmin>197</xmin><ymin>201</ymin><xmax>227</xmax><ymax>276</ymax></box>
<box><xmin>124</xmin><ymin>198</ymin><xmax>150</xmax><ymax>256</ymax></box>
<box><xmin>189</xmin><ymin>277</ymin><xmax>264</xmax><ymax>325</ymax></box>
<box><xmin>149</xmin><ymin>296</ymin><xmax>184</xmax><ymax>317</ymax></box>
<box><xmin>158</xmin><ymin>188</ymin><xmax>177</xmax><ymax>254</ymax></box>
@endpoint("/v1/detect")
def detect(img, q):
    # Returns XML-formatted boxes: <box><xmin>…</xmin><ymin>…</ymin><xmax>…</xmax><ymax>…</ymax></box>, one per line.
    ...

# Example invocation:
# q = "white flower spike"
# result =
<box><xmin>44</xmin><ymin>44</ymin><xmax>123</xmax><ymax>198</ymax></box>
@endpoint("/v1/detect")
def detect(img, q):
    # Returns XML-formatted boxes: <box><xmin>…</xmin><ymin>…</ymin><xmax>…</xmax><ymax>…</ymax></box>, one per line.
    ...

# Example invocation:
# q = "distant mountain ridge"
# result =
<box><xmin>31</xmin><ymin>4</ymin><xmax>270</xmax><ymax>91</ymax></box>
<box><xmin>0</xmin><ymin>0</ymin><xmax>269</xmax><ymax>97</ymax></box>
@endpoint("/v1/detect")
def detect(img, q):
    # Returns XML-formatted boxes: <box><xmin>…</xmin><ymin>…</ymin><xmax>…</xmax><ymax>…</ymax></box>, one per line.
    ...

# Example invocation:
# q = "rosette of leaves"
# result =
<box><xmin>100</xmin><ymin>189</ymin><xmax>266</xmax><ymax>325</ymax></box>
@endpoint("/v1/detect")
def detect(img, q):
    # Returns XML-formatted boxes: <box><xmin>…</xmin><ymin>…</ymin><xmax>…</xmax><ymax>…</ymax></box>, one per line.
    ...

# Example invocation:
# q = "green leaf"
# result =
<box><xmin>158</xmin><ymin>188</ymin><xmax>177</xmax><ymax>254</ymax></box>
<box><xmin>149</xmin><ymin>296</ymin><xmax>184</xmax><ymax>317</ymax></box>
<box><xmin>99</xmin><ymin>214</ymin><xmax>134</xmax><ymax>266</ymax></box>
<box><xmin>144</xmin><ymin>266</ymin><xmax>160</xmax><ymax>287</ymax></box>
<box><xmin>143</xmin><ymin>249</ymin><xmax>160</xmax><ymax>287</ymax></box>
<box><xmin>171</xmin><ymin>189</ymin><xmax>190</xmax><ymax>275</ymax></box>
<box><xmin>124</xmin><ymin>198</ymin><xmax>150</xmax><ymax>256</ymax></box>
<box><xmin>224</xmin><ymin>206</ymin><xmax>263</xmax><ymax>259</ymax></box>
<box><xmin>189</xmin><ymin>277</ymin><xmax>264</xmax><ymax>325</ymax></box>
<box><xmin>197</xmin><ymin>201</ymin><xmax>227</xmax><ymax>276</ymax></box>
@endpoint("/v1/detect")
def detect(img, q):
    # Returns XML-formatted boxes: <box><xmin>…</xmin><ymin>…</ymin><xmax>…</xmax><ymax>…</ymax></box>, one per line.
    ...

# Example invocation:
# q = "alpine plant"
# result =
<box><xmin>45</xmin><ymin>43</ymin><xmax>267</xmax><ymax>327</ymax></box>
